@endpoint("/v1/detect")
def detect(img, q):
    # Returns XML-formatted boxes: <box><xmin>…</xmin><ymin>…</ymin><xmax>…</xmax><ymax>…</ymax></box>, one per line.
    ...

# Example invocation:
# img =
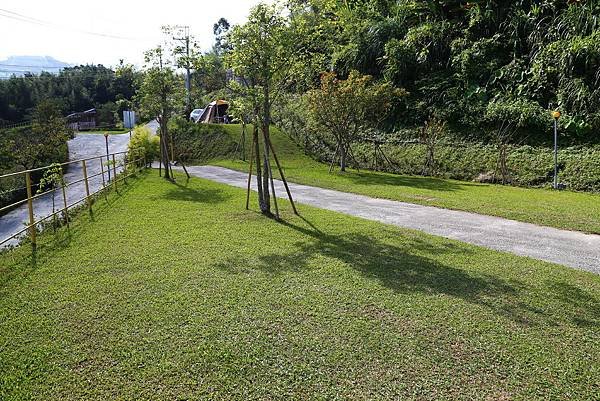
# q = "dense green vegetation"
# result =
<box><xmin>0</xmin><ymin>101</ymin><xmax>72</xmax><ymax>211</ymax></box>
<box><xmin>216</xmin><ymin>1</ymin><xmax>600</xmax><ymax>196</ymax></box>
<box><xmin>169</xmin><ymin>122</ymin><xmax>600</xmax><ymax>233</ymax></box>
<box><xmin>0</xmin><ymin>172</ymin><xmax>598</xmax><ymax>399</ymax></box>
<box><xmin>352</xmin><ymin>141</ymin><xmax>600</xmax><ymax>191</ymax></box>
<box><xmin>278</xmin><ymin>0</ymin><xmax>600</xmax><ymax>144</ymax></box>
<box><xmin>0</xmin><ymin>64</ymin><xmax>139</xmax><ymax>124</ymax></box>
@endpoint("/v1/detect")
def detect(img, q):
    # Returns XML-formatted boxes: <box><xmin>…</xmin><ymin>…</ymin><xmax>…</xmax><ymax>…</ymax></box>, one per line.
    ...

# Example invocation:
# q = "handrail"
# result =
<box><xmin>0</xmin><ymin>148</ymin><xmax>147</xmax><ymax>249</ymax></box>
<box><xmin>0</xmin><ymin>150</ymin><xmax>130</xmax><ymax>179</ymax></box>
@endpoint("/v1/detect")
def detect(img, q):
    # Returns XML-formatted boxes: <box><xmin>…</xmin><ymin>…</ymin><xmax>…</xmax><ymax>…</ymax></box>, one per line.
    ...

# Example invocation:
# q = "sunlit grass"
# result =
<box><xmin>0</xmin><ymin>172</ymin><xmax>598</xmax><ymax>399</ymax></box>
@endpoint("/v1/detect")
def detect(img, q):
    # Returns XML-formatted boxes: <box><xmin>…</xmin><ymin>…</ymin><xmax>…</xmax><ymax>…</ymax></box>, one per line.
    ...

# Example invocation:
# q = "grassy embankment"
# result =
<box><xmin>0</xmin><ymin>172</ymin><xmax>598</xmax><ymax>399</ymax></box>
<box><xmin>177</xmin><ymin>124</ymin><xmax>600</xmax><ymax>234</ymax></box>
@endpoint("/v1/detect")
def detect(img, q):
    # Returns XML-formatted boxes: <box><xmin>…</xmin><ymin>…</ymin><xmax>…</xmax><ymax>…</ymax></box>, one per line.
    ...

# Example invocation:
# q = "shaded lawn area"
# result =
<box><xmin>213</xmin><ymin>124</ymin><xmax>600</xmax><ymax>234</ymax></box>
<box><xmin>1</xmin><ymin>172</ymin><xmax>599</xmax><ymax>400</ymax></box>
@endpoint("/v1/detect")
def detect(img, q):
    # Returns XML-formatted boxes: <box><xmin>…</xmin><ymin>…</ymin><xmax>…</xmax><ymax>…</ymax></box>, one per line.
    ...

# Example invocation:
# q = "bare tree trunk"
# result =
<box><xmin>253</xmin><ymin>124</ymin><xmax>266</xmax><ymax>211</ymax></box>
<box><xmin>260</xmin><ymin>87</ymin><xmax>272</xmax><ymax>215</ymax></box>
<box><xmin>160</xmin><ymin>114</ymin><xmax>171</xmax><ymax>179</ymax></box>
<box><xmin>339</xmin><ymin>142</ymin><xmax>347</xmax><ymax>172</ymax></box>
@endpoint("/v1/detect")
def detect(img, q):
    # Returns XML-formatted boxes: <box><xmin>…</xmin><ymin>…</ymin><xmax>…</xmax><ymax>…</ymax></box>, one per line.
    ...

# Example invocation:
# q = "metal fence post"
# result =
<box><xmin>60</xmin><ymin>170</ymin><xmax>69</xmax><ymax>227</ymax></box>
<box><xmin>100</xmin><ymin>157</ymin><xmax>108</xmax><ymax>201</ymax></box>
<box><xmin>81</xmin><ymin>160</ymin><xmax>92</xmax><ymax>213</ymax></box>
<box><xmin>112</xmin><ymin>154</ymin><xmax>118</xmax><ymax>193</ymax></box>
<box><xmin>25</xmin><ymin>171</ymin><xmax>36</xmax><ymax>250</ymax></box>
<box><xmin>123</xmin><ymin>155</ymin><xmax>128</xmax><ymax>184</ymax></box>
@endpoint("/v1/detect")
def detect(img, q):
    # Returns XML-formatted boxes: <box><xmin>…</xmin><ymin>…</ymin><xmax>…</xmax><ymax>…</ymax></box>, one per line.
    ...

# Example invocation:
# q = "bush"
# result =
<box><xmin>0</xmin><ymin>120</ymin><xmax>70</xmax><ymax>212</ymax></box>
<box><xmin>128</xmin><ymin>126</ymin><xmax>159</xmax><ymax>164</ymax></box>
<box><xmin>350</xmin><ymin>140</ymin><xmax>600</xmax><ymax>192</ymax></box>
<box><xmin>169</xmin><ymin>117</ymin><xmax>233</xmax><ymax>162</ymax></box>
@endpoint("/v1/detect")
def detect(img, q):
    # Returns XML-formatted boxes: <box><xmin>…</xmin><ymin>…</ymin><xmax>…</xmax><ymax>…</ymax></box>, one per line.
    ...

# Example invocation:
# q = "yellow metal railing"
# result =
<box><xmin>0</xmin><ymin>148</ymin><xmax>147</xmax><ymax>250</ymax></box>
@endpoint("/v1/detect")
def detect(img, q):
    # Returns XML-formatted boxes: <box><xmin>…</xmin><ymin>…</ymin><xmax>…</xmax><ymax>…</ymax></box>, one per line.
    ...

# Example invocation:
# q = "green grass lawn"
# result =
<box><xmin>1</xmin><ymin>171</ymin><xmax>598</xmax><ymax>400</ymax></box>
<box><xmin>211</xmin><ymin>124</ymin><xmax>600</xmax><ymax>234</ymax></box>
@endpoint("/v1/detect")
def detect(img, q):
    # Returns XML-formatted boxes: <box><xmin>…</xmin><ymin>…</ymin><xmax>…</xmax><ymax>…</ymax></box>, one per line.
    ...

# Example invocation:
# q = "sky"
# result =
<box><xmin>0</xmin><ymin>0</ymin><xmax>266</xmax><ymax>68</ymax></box>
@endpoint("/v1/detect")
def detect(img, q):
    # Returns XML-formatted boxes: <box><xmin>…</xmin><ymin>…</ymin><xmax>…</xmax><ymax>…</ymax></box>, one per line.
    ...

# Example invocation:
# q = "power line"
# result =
<box><xmin>0</xmin><ymin>8</ymin><xmax>151</xmax><ymax>41</ymax></box>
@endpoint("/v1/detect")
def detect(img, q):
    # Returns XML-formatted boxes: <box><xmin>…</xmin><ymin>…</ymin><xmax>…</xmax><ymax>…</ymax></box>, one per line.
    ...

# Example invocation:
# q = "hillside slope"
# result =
<box><xmin>170</xmin><ymin>122</ymin><xmax>600</xmax><ymax>233</ymax></box>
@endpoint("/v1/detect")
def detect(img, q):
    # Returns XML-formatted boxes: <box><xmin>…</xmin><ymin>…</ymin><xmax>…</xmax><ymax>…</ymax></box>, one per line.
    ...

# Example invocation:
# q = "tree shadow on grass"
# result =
<box><xmin>548</xmin><ymin>281</ymin><xmax>600</xmax><ymax>328</ymax></box>
<box><xmin>159</xmin><ymin>180</ymin><xmax>232</xmax><ymax>204</ymax></box>
<box><xmin>0</xmin><ymin>176</ymin><xmax>145</xmax><ymax>290</ymax></box>
<box><xmin>217</xmin><ymin>216</ymin><xmax>599</xmax><ymax>328</ymax></box>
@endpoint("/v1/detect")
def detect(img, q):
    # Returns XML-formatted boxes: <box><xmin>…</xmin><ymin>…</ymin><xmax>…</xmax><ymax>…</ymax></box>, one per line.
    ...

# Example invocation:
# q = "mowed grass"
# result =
<box><xmin>213</xmin><ymin>124</ymin><xmax>600</xmax><ymax>234</ymax></box>
<box><xmin>0</xmin><ymin>172</ymin><xmax>599</xmax><ymax>400</ymax></box>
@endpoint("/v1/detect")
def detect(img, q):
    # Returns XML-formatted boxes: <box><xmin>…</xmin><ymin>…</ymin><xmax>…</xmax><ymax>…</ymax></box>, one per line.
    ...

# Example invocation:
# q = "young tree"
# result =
<box><xmin>419</xmin><ymin>117</ymin><xmax>445</xmax><ymax>177</ymax></box>
<box><xmin>305</xmin><ymin>70</ymin><xmax>403</xmax><ymax>171</ymax></box>
<box><xmin>484</xmin><ymin>99</ymin><xmax>550</xmax><ymax>184</ymax></box>
<box><xmin>137</xmin><ymin>47</ymin><xmax>182</xmax><ymax>179</ymax></box>
<box><xmin>226</xmin><ymin>3</ymin><xmax>297</xmax><ymax>215</ymax></box>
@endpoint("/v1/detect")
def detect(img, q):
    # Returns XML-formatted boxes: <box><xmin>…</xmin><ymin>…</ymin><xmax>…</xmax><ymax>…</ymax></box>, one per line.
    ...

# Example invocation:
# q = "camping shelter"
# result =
<box><xmin>66</xmin><ymin>108</ymin><xmax>96</xmax><ymax>131</ymax></box>
<box><xmin>197</xmin><ymin>100</ymin><xmax>229</xmax><ymax>124</ymax></box>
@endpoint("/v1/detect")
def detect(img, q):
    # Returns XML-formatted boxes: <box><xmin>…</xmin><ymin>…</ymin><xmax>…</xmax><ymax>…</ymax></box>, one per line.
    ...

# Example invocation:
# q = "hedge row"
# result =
<box><xmin>351</xmin><ymin>142</ymin><xmax>600</xmax><ymax>192</ymax></box>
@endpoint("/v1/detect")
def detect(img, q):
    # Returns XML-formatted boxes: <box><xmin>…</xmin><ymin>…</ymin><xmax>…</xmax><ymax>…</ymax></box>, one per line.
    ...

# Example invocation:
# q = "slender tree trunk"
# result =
<box><xmin>260</xmin><ymin>87</ymin><xmax>272</xmax><ymax>215</ymax></box>
<box><xmin>339</xmin><ymin>142</ymin><xmax>347</xmax><ymax>172</ymax></box>
<box><xmin>160</xmin><ymin>113</ymin><xmax>171</xmax><ymax>179</ymax></box>
<box><xmin>253</xmin><ymin>123</ymin><xmax>266</xmax><ymax>211</ymax></box>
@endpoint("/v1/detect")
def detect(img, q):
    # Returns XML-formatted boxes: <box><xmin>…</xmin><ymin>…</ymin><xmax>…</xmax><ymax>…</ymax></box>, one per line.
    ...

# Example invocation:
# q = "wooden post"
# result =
<box><xmin>100</xmin><ymin>158</ymin><xmax>108</xmax><ymax>201</ymax></box>
<box><xmin>25</xmin><ymin>171</ymin><xmax>36</xmax><ymax>250</ymax></box>
<box><xmin>179</xmin><ymin>159</ymin><xmax>191</xmax><ymax>179</ymax></box>
<box><xmin>348</xmin><ymin>145</ymin><xmax>360</xmax><ymax>172</ymax></box>
<box><xmin>267</xmin><ymin>158</ymin><xmax>279</xmax><ymax>219</ymax></box>
<box><xmin>246</xmin><ymin>133</ymin><xmax>256</xmax><ymax>210</ymax></box>
<box><xmin>329</xmin><ymin>145</ymin><xmax>339</xmax><ymax>173</ymax></box>
<box><xmin>373</xmin><ymin>141</ymin><xmax>378</xmax><ymax>170</ymax></box>
<box><xmin>60</xmin><ymin>170</ymin><xmax>69</xmax><ymax>227</ymax></box>
<box><xmin>100</xmin><ymin>157</ymin><xmax>106</xmax><ymax>188</ymax></box>
<box><xmin>268</xmin><ymin>139</ymin><xmax>298</xmax><ymax>215</ymax></box>
<box><xmin>112</xmin><ymin>154</ymin><xmax>118</xmax><ymax>192</ymax></box>
<box><xmin>82</xmin><ymin>160</ymin><xmax>92</xmax><ymax>213</ymax></box>
<box><xmin>123</xmin><ymin>155</ymin><xmax>128</xmax><ymax>184</ymax></box>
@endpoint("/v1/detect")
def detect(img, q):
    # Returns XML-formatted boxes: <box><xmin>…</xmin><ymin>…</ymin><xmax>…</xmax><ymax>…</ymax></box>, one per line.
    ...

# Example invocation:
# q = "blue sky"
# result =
<box><xmin>0</xmin><ymin>0</ymin><xmax>266</xmax><ymax>68</ymax></box>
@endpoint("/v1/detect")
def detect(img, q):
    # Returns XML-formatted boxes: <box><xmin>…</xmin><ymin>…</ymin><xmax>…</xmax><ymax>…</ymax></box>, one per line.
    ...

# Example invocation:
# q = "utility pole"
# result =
<box><xmin>552</xmin><ymin>110</ymin><xmax>561</xmax><ymax>189</ymax></box>
<box><xmin>173</xmin><ymin>25</ymin><xmax>192</xmax><ymax>117</ymax></box>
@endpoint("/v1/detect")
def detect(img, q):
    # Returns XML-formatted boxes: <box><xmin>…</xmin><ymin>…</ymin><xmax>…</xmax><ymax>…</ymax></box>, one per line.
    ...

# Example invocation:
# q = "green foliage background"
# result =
<box><xmin>285</xmin><ymin>0</ymin><xmax>600</xmax><ymax>144</ymax></box>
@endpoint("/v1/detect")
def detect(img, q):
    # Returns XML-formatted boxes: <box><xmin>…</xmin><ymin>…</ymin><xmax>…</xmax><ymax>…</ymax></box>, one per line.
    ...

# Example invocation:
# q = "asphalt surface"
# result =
<box><xmin>175</xmin><ymin>165</ymin><xmax>600</xmax><ymax>274</ymax></box>
<box><xmin>0</xmin><ymin>121</ymin><xmax>159</xmax><ymax>248</ymax></box>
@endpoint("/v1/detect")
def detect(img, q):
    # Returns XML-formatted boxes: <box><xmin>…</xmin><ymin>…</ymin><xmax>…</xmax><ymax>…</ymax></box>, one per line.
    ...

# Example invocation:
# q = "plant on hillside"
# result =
<box><xmin>484</xmin><ymin>99</ymin><xmax>551</xmax><ymax>184</ymax></box>
<box><xmin>305</xmin><ymin>70</ymin><xmax>404</xmax><ymax>172</ymax></box>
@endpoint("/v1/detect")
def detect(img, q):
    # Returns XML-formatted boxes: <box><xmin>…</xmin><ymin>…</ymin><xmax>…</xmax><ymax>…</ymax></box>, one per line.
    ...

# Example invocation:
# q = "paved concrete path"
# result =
<box><xmin>176</xmin><ymin>165</ymin><xmax>600</xmax><ymax>274</ymax></box>
<box><xmin>0</xmin><ymin>121</ymin><xmax>159</xmax><ymax>248</ymax></box>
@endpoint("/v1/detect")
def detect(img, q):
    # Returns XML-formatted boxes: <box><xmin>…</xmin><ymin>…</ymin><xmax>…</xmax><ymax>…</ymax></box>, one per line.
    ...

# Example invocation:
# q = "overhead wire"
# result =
<box><xmin>0</xmin><ymin>8</ymin><xmax>153</xmax><ymax>41</ymax></box>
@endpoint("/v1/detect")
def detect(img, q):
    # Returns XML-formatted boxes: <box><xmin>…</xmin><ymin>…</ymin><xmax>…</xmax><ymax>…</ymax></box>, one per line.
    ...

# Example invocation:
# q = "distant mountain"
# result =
<box><xmin>0</xmin><ymin>56</ymin><xmax>71</xmax><ymax>78</ymax></box>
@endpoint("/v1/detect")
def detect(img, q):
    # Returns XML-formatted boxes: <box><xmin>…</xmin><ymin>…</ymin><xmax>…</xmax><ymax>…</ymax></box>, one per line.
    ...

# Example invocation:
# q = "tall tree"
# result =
<box><xmin>137</xmin><ymin>47</ymin><xmax>182</xmax><ymax>179</ymax></box>
<box><xmin>226</xmin><ymin>3</ymin><xmax>298</xmax><ymax>215</ymax></box>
